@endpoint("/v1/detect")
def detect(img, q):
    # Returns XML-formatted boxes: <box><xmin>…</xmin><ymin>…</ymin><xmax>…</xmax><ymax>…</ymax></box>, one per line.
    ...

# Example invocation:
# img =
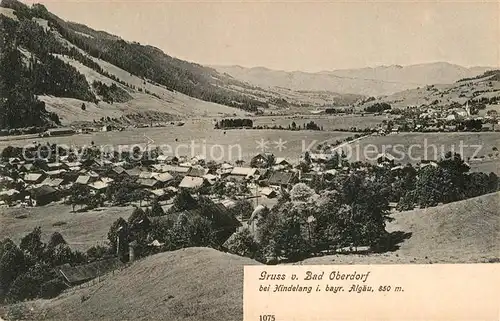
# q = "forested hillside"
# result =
<box><xmin>0</xmin><ymin>0</ymin><xmax>271</xmax><ymax>129</ymax></box>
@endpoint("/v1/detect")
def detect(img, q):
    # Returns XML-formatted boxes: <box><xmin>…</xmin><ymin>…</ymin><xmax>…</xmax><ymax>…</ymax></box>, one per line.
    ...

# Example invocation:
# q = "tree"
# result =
<box><xmin>68</xmin><ymin>184</ymin><xmax>91</xmax><ymax>211</ymax></box>
<box><xmin>169</xmin><ymin>213</ymin><xmax>216</xmax><ymax>249</ymax></box>
<box><xmin>150</xmin><ymin>198</ymin><xmax>165</xmax><ymax>217</ymax></box>
<box><xmin>225</xmin><ymin>228</ymin><xmax>261</xmax><ymax>259</ymax></box>
<box><xmin>47</xmin><ymin>244</ymin><xmax>86</xmax><ymax>267</ymax></box>
<box><xmin>86</xmin><ymin>245</ymin><xmax>113</xmax><ymax>262</ymax></box>
<box><xmin>274</xmin><ymin>203</ymin><xmax>310</xmax><ymax>261</ymax></box>
<box><xmin>107</xmin><ymin>178</ymin><xmax>140</xmax><ymax>205</ymax></box>
<box><xmin>170</xmin><ymin>189</ymin><xmax>197</xmax><ymax>212</ymax></box>
<box><xmin>1</xmin><ymin>146</ymin><xmax>17</xmax><ymax>159</ymax></box>
<box><xmin>128</xmin><ymin>207</ymin><xmax>147</xmax><ymax>225</ymax></box>
<box><xmin>0</xmin><ymin>242</ymin><xmax>28</xmax><ymax>299</ymax></box>
<box><xmin>81</xmin><ymin>103</ymin><xmax>86</xmax><ymax>110</ymax></box>
<box><xmin>231</xmin><ymin>199</ymin><xmax>254</xmax><ymax>220</ymax></box>
<box><xmin>290</xmin><ymin>183</ymin><xmax>316</xmax><ymax>203</ymax></box>
<box><xmin>47</xmin><ymin>232</ymin><xmax>66</xmax><ymax>248</ymax></box>
<box><xmin>107</xmin><ymin>217</ymin><xmax>129</xmax><ymax>257</ymax></box>
<box><xmin>5</xmin><ymin>273</ymin><xmax>40</xmax><ymax>303</ymax></box>
<box><xmin>19</xmin><ymin>227</ymin><xmax>45</xmax><ymax>259</ymax></box>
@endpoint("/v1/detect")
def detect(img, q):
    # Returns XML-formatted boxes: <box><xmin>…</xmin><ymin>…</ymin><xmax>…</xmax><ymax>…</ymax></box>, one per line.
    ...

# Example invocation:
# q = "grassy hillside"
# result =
<box><xmin>302</xmin><ymin>191</ymin><xmax>500</xmax><ymax>264</ymax></box>
<box><xmin>358</xmin><ymin>69</ymin><xmax>500</xmax><ymax>110</ymax></box>
<box><xmin>0</xmin><ymin>204</ymin><xmax>134</xmax><ymax>252</ymax></box>
<box><xmin>21</xmin><ymin>248</ymin><xmax>259</xmax><ymax>321</ymax></box>
<box><xmin>387</xmin><ymin>191</ymin><xmax>499</xmax><ymax>262</ymax></box>
<box><xmin>0</xmin><ymin>0</ymin><xmax>269</xmax><ymax>128</ymax></box>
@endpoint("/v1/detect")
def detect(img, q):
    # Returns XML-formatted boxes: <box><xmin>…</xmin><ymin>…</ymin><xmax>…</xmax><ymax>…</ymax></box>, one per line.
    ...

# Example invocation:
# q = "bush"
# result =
<box><xmin>40</xmin><ymin>278</ymin><xmax>67</xmax><ymax>299</ymax></box>
<box><xmin>48</xmin><ymin>232</ymin><xmax>66</xmax><ymax>248</ymax></box>
<box><xmin>5</xmin><ymin>273</ymin><xmax>40</xmax><ymax>303</ymax></box>
<box><xmin>225</xmin><ymin>228</ymin><xmax>261</xmax><ymax>260</ymax></box>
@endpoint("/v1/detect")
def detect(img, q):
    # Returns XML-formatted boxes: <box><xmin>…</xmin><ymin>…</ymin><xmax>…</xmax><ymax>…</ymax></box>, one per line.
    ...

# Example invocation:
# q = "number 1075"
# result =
<box><xmin>260</xmin><ymin>315</ymin><xmax>275</xmax><ymax>321</ymax></box>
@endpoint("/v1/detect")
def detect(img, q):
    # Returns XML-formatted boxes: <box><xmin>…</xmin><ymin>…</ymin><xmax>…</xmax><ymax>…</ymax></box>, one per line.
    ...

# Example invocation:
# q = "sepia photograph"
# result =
<box><xmin>0</xmin><ymin>0</ymin><xmax>498</xmax><ymax>320</ymax></box>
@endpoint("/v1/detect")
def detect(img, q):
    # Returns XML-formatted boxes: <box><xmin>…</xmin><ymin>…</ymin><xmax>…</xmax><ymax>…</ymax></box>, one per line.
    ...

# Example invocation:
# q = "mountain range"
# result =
<box><xmin>213</xmin><ymin>63</ymin><xmax>492</xmax><ymax>97</ymax></box>
<box><xmin>0</xmin><ymin>0</ymin><xmax>497</xmax><ymax>129</ymax></box>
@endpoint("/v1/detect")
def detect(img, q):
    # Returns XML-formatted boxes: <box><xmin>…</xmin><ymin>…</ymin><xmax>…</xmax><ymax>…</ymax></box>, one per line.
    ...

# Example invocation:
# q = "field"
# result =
<box><xmin>0</xmin><ymin>121</ymin><xmax>355</xmax><ymax>163</ymax></box>
<box><xmin>2</xmin><ymin>122</ymin><xmax>500</xmax><ymax>169</ymax></box>
<box><xmin>252</xmin><ymin>114</ymin><xmax>391</xmax><ymax>130</ymax></box>
<box><xmin>336</xmin><ymin>132</ymin><xmax>500</xmax><ymax>165</ymax></box>
<box><xmin>11</xmin><ymin>248</ymin><xmax>259</xmax><ymax>321</ymax></box>
<box><xmin>0</xmin><ymin>204</ymin><xmax>133</xmax><ymax>252</ymax></box>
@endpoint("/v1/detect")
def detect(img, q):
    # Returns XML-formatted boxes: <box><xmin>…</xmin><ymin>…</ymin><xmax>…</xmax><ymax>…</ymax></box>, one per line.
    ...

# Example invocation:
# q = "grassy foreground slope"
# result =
<box><xmin>32</xmin><ymin>248</ymin><xmax>260</xmax><ymax>321</ymax></box>
<box><xmin>302</xmin><ymin>191</ymin><xmax>500</xmax><ymax>265</ymax></box>
<box><xmin>387</xmin><ymin>191</ymin><xmax>500</xmax><ymax>262</ymax></box>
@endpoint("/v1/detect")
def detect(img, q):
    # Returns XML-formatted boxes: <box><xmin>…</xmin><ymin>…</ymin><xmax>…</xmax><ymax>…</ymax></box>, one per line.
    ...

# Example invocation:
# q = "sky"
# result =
<box><xmin>23</xmin><ymin>0</ymin><xmax>500</xmax><ymax>72</ymax></box>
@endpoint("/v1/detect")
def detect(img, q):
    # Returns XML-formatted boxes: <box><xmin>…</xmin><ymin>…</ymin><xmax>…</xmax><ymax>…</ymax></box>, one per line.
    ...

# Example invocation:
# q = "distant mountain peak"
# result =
<box><xmin>213</xmin><ymin>62</ymin><xmax>493</xmax><ymax>96</ymax></box>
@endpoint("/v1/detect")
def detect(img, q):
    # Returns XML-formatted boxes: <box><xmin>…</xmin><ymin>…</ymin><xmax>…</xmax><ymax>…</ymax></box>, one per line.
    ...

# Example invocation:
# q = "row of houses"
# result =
<box><xmin>0</xmin><ymin>150</ymin><xmax>305</xmax><ymax>207</ymax></box>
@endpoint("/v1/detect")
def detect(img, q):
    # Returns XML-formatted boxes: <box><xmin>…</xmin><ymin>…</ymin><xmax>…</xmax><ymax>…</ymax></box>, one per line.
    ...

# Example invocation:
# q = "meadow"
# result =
<box><xmin>0</xmin><ymin>120</ymin><xmax>355</xmax><ymax>163</ymax></box>
<box><xmin>336</xmin><ymin>132</ymin><xmax>500</xmax><ymax>164</ymax></box>
<box><xmin>0</xmin><ymin>204</ymin><xmax>133</xmax><ymax>252</ymax></box>
<box><xmin>252</xmin><ymin>114</ymin><xmax>391</xmax><ymax>130</ymax></box>
<box><xmin>1</xmin><ymin>118</ymin><xmax>500</xmax><ymax>169</ymax></box>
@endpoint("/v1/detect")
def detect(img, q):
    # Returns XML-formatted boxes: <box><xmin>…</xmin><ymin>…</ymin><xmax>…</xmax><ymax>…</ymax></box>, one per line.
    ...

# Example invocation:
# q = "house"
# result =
<box><xmin>152</xmin><ymin>164</ymin><xmax>189</xmax><ymax>175</ymax></box>
<box><xmin>107</xmin><ymin>166</ymin><xmax>128</xmax><ymax>179</ymax></box>
<box><xmin>148</xmin><ymin>188</ymin><xmax>166</xmax><ymax>198</ymax></box>
<box><xmin>44</xmin><ymin>169</ymin><xmax>67</xmax><ymax>178</ymax></box>
<box><xmin>19</xmin><ymin>163</ymin><xmax>34</xmax><ymax>172</ymax></box>
<box><xmin>299</xmin><ymin>172</ymin><xmax>317</xmax><ymax>183</ymax></box>
<box><xmin>8</xmin><ymin>157</ymin><xmax>22</xmax><ymax>166</ymax></box>
<box><xmin>178</xmin><ymin>176</ymin><xmax>204</xmax><ymax>189</ymax></box>
<box><xmin>220</xmin><ymin>199</ymin><xmax>237</xmax><ymax>210</ymax></box>
<box><xmin>274</xmin><ymin>158</ymin><xmax>291</xmax><ymax>167</ymax></box>
<box><xmin>187</xmin><ymin>166</ymin><xmax>209</xmax><ymax>178</ymax></box>
<box><xmin>125</xmin><ymin>168</ymin><xmax>142</xmax><ymax>178</ymax></box>
<box><xmin>323</xmin><ymin>169</ymin><xmax>338</xmax><ymax>177</ymax></box>
<box><xmin>58</xmin><ymin>257</ymin><xmax>124</xmax><ymax>286</ymax></box>
<box><xmin>75</xmin><ymin>175</ymin><xmax>96</xmax><ymax>185</ymax></box>
<box><xmin>41</xmin><ymin>177</ymin><xmax>65</xmax><ymax>188</ymax></box>
<box><xmin>91</xmin><ymin>159</ymin><xmax>113</xmax><ymax>170</ymax></box>
<box><xmin>228</xmin><ymin>167</ymin><xmax>257</xmax><ymax>181</ymax></box>
<box><xmin>419</xmin><ymin>161</ymin><xmax>438</xmax><ymax>169</ymax></box>
<box><xmin>88</xmin><ymin>180</ymin><xmax>109</xmax><ymax>192</ymax></box>
<box><xmin>62</xmin><ymin>162</ymin><xmax>82</xmax><ymax>171</ymax></box>
<box><xmin>250</xmin><ymin>153</ymin><xmax>275</xmax><ymax>168</ymax></box>
<box><xmin>173</xmin><ymin>200</ymin><xmax>241</xmax><ymax>244</ymax></box>
<box><xmin>152</xmin><ymin>172</ymin><xmax>174</xmax><ymax>185</ymax></box>
<box><xmin>137</xmin><ymin>178</ymin><xmax>159</xmax><ymax>189</ymax></box>
<box><xmin>155</xmin><ymin>155</ymin><xmax>178</xmax><ymax>164</ymax></box>
<box><xmin>24</xmin><ymin>173</ymin><xmax>45</xmax><ymax>184</ymax></box>
<box><xmin>376</xmin><ymin>152</ymin><xmax>396</xmax><ymax>163</ymax></box>
<box><xmin>309</xmin><ymin>153</ymin><xmax>331</xmax><ymax>163</ymax></box>
<box><xmin>101</xmin><ymin>125</ymin><xmax>117</xmax><ymax>132</ymax></box>
<box><xmin>260</xmin><ymin>187</ymin><xmax>277</xmax><ymax>198</ymax></box>
<box><xmin>446</xmin><ymin>114</ymin><xmax>457</xmax><ymax>121</ymax></box>
<box><xmin>217</xmin><ymin>163</ymin><xmax>234</xmax><ymax>175</ymax></box>
<box><xmin>191</xmin><ymin>155</ymin><xmax>206</xmax><ymax>165</ymax></box>
<box><xmin>267</xmin><ymin>171</ymin><xmax>298</xmax><ymax>188</ymax></box>
<box><xmin>30</xmin><ymin>185</ymin><xmax>60</xmax><ymax>206</ymax></box>
<box><xmin>138</xmin><ymin>171</ymin><xmax>155</xmax><ymax>179</ymax></box>
<box><xmin>202</xmin><ymin>173</ymin><xmax>218</xmax><ymax>185</ymax></box>
<box><xmin>0</xmin><ymin>189</ymin><xmax>20</xmax><ymax>203</ymax></box>
<box><xmin>156</xmin><ymin>155</ymin><xmax>170</xmax><ymax>163</ymax></box>
<box><xmin>46</xmin><ymin>162</ymin><xmax>63</xmax><ymax>171</ymax></box>
<box><xmin>45</xmin><ymin>127</ymin><xmax>76</xmax><ymax>136</ymax></box>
